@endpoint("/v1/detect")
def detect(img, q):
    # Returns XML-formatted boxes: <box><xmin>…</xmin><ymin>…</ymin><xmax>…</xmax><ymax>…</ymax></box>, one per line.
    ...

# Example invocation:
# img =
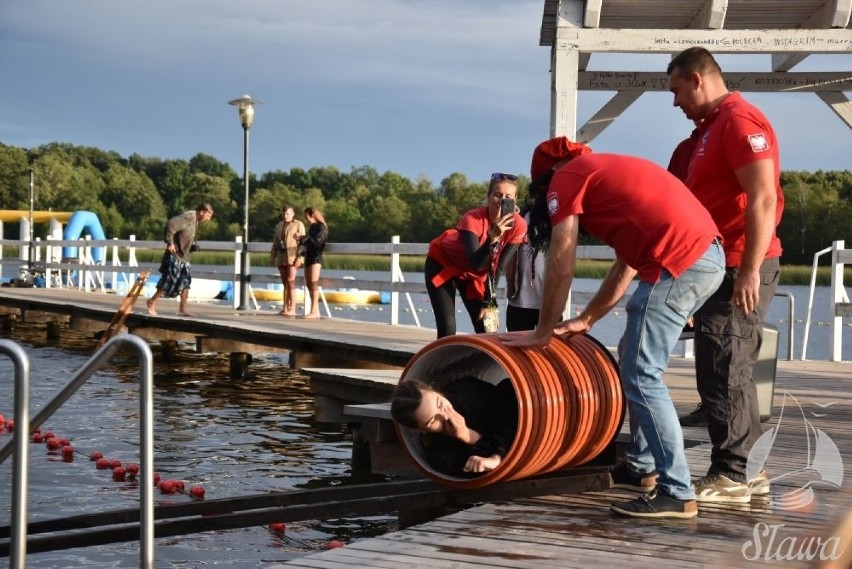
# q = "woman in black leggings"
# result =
<box><xmin>425</xmin><ymin>174</ymin><xmax>526</xmax><ymax>337</ymax></box>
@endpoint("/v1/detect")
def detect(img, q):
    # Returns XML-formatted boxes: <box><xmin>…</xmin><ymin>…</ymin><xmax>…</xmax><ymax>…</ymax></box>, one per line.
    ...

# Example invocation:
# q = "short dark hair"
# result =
<box><xmin>390</xmin><ymin>379</ymin><xmax>432</xmax><ymax>429</ymax></box>
<box><xmin>667</xmin><ymin>47</ymin><xmax>722</xmax><ymax>77</ymax></box>
<box><xmin>196</xmin><ymin>203</ymin><xmax>213</xmax><ymax>215</ymax></box>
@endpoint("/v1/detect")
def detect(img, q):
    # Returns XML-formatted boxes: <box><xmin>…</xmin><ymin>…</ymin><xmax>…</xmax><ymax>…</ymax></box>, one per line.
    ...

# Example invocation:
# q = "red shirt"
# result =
<box><xmin>548</xmin><ymin>153</ymin><xmax>719</xmax><ymax>283</ymax></box>
<box><xmin>667</xmin><ymin>128</ymin><xmax>699</xmax><ymax>182</ymax></box>
<box><xmin>428</xmin><ymin>206</ymin><xmax>526</xmax><ymax>299</ymax></box>
<box><xmin>685</xmin><ymin>91</ymin><xmax>784</xmax><ymax>267</ymax></box>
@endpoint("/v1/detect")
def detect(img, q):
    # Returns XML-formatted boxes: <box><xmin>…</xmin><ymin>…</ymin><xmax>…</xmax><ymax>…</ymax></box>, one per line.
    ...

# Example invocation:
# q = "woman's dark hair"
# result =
<box><xmin>390</xmin><ymin>379</ymin><xmax>432</xmax><ymax>429</ymax></box>
<box><xmin>525</xmin><ymin>170</ymin><xmax>555</xmax><ymax>252</ymax></box>
<box><xmin>304</xmin><ymin>206</ymin><xmax>326</xmax><ymax>224</ymax></box>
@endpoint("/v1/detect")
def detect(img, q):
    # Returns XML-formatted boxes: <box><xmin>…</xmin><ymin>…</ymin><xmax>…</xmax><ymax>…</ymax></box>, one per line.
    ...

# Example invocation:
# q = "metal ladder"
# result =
<box><xmin>0</xmin><ymin>334</ymin><xmax>156</xmax><ymax>568</ymax></box>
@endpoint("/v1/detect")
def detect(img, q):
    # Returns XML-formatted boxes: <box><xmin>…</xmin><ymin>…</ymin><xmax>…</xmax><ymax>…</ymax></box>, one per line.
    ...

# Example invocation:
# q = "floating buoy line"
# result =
<box><xmin>0</xmin><ymin>413</ymin><xmax>348</xmax><ymax>551</ymax></box>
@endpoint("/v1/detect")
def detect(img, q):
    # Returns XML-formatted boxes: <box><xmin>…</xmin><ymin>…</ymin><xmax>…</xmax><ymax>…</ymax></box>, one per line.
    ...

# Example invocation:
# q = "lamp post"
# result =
<box><xmin>228</xmin><ymin>94</ymin><xmax>260</xmax><ymax>310</ymax></box>
<box><xmin>28</xmin><ymin>169</ymin><xmax>34</xmax><ymax>270</ymax></box>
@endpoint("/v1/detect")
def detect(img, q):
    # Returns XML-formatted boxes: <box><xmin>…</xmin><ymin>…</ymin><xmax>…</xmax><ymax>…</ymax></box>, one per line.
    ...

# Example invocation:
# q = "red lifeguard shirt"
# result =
<box><xmin>428</xmin><ymin>206</ymin><xmax>526</xmax><ymax>300</ymax></box>
<box><xmin>685</xmin><ymin>91</ymin><xmax>784</xmax><ymax>267</ymax></box>
<box><xmin>547</xmin><ymin>153</ymin><xmax>719</xmax><ymax>283</ymax></box>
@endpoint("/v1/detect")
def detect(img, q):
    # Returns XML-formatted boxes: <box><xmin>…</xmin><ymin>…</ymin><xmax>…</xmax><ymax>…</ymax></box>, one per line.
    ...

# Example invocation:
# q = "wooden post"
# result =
<box><xmin>160</xmin><ymin>340</ymin><xmax>179</xmax><ymax>363</ymax></box>
<box><xmin>46</xmin><ymin>320</ymin><xmax>62</xmax><ymax>341</ymax></box>
<box><xmin>0</xmin><ymin>314</ymin><xmax>16</xmax><ymax>332</ymax></box>
<box><xmin>229</xmin><ymin>352</ymin><xmax>253</xmax><ymax>379</ymax></box>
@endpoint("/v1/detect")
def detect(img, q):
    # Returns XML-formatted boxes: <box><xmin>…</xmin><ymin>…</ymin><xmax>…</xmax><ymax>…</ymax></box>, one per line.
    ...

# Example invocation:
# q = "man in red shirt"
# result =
<box><xmin>668</xmin><ymin>47</ymin><xmax>784</xmax><ymax>504</ymax></box>
<box><xmin>501</xmin><ymin>137</ymin><xmax>724</xmax><ymax>519</ymax></box>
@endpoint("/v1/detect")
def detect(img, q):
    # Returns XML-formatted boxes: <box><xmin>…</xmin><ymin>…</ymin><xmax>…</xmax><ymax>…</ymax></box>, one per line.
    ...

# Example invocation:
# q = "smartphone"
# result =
<box><xmin>500</xmin><ymin>198</ymin><xmax>515</xmax><ymax>227</ymax></box>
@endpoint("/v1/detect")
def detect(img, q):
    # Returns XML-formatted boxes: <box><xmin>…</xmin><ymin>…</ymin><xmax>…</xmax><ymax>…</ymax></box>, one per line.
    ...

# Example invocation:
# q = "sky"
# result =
<box><xmin>1</xmin><ymin>0</ymin><xmax>850</xmax><ymax>188</ymax></box>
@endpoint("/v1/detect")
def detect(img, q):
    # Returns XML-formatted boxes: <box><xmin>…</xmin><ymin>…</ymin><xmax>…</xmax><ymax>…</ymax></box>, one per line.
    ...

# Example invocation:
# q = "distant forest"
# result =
<box><xmin>1</xmin><ymin>141</ymin><xmax>850</xmax><ymax>265</ymax></box>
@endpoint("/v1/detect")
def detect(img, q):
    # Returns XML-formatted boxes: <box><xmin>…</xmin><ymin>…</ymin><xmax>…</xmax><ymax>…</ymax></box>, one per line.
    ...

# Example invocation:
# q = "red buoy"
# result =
<box><xmin>96</xmin><ymin>458</ymin><xmax>111</xmax><ymax>470</ymax></box>
<box><xmin>113</xmin><ymin>467</ymin><xmax>127</xmax><ymax>482</ymax></box>
<box><xmin>90</xmin><ymin>451</ymin><xmax>104</xmax><ymax>461</ymax></box>
<box><xmin>269</xmin><ymin>522</ymin><xmax>286</xmax><ymax>533</ymax></box>
<box><xmin>327</xmin><ymin>540</ymin><xmax>345</xmax><ymax>549</ymax></box>
<box><xmin>31</xmin><ymin>433</ymin><xmax>43</xmax><ymax>443</ymax></box>
<box><xmin>126</xmin><ymin>463</ymin><xmax>140</xmax><ymax>476</ymax></box>
<box><xmin>189</xmin><ymin>485</ymin><xmax>205</xmax><ymax>499</ymax></box>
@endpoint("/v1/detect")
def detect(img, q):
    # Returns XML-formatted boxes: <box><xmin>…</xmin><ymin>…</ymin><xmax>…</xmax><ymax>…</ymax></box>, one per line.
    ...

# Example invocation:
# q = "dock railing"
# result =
<box><xmin>829</xmin><ymin>240</ymin><xmax>851</xmax><ymax>361</ymax></box>
<box><xmin>0</xmin><ymin>235</ymin><xmax>614</xmax><ymax>317</ymax></box>
<box><xmin>0</xmin><ymin>235</ymin><xmax>802</xmax><ymax>359</ymax></box>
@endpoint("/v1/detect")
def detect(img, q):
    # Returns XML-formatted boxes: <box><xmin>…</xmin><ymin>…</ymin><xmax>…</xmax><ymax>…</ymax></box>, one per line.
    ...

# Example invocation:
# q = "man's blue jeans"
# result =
<box><xmin>620</xmin><ymin>240</ymin><xmax>724</xmax><ymax>500</ymax></box>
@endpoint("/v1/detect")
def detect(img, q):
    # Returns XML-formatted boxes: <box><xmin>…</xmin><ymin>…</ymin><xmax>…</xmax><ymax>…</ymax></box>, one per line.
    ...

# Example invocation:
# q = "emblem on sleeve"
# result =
<box><xmin>547</xmin><ymin>195</ymin><xmax>559</xmax><ymax>215</ymax></box>
<box><xmin>747</xmin><ymin>133</ymin><xmax>769</xmax><ymax>153</ymax></box>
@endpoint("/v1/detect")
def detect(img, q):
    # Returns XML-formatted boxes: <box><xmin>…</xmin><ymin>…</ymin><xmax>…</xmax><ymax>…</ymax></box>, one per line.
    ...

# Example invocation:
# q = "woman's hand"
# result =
<box><xmin>464</xmin><ymin>454</ymin><xmax>502</xmax><ymax>473</ymax></box>
<box><xmin>441</xmin><ymin>406</ymin><xmax>481</xmax><ymax>445</ymax></box>
<box><xmin>488</xmin><ymin>213</ymin><xmax>514</xmax><ymax>242</ymax></box>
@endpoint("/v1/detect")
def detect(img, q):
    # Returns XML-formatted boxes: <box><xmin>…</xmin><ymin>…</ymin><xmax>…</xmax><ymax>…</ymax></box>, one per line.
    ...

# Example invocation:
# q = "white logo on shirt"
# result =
<box><xmin>547</xmin><ymin>194</ymin><xmax>558</xmax><ymax>215</ymax></box>
<box><xmin>748</xmin><ymin>133</ymin><xmax>770</xmax><ymax>153</ymax></box>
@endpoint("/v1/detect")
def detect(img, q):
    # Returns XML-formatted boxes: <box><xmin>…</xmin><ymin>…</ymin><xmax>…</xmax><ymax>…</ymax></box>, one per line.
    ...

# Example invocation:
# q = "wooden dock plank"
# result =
<box><xmin>0</xmin><ymin>287</ymin><xmax>437</xmax><ymax>366</ymax></box>
<box><xmin>276</xmin><ymin>358</ymin><xmax>852</xmax><ymax>568</ymax></box>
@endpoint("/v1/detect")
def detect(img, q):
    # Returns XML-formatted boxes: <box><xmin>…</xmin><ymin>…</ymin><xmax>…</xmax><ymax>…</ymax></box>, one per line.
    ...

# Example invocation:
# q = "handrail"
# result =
<box><xmin>829</xmin><ymin>240</ymin><xmax>850</xmax><ymax>362</ymax></box>
<box><xmin>802</xmin><ymin>244</ymin><xmax>833</xmax><ymax>360</ymax></box>
<box><xmin>774</xmin><ymin>291</ymin><xmax>794</xmax><ymax>361</ymax></box>
<box><xmin>0</xmin><ymin>235</ymin><xmax>822</xmax><ymax>360</ymax></box>
<box><xmin>0</xmin><ymin>340</ymin><xmax>30</xmax><ymax>569</ymax></box>
<box><xmin>0</xmin><ymin>334</ymin><xmax>156</xmax><ymax>569</ymax></box>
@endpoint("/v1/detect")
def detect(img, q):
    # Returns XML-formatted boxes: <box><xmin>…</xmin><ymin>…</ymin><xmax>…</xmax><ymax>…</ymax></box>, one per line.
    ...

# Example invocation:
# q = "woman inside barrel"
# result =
<box><xmin>390</xmin><ymin>377</ymin><xmax>518</xmax><ymax>477</ymax></box>
<box><xmin>425</xmin><ymin>173</ymin><xmax>527</xmax><ymax>337</ymax></box>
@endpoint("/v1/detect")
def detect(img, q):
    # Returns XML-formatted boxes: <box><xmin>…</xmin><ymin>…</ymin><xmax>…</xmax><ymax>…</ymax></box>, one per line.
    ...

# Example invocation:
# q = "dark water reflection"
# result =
<box><xmin>0</xmin><ymin>322</ymin><xmax>396</xmax><ymax>567</ymax></box>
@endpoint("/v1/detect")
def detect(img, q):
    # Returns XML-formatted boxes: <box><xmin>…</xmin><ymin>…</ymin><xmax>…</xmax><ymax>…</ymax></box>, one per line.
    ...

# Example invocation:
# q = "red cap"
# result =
<box><xmin>530</xmin><ymin>137</ymin><xmax>592</xmax><ymax>181</ymax></box>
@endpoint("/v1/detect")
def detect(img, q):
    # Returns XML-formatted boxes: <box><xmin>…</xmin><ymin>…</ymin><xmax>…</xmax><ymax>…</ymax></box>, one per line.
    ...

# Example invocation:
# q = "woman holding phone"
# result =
<box><xmin>425</xmin><ymin>173</ymin><xmax>526</xmax><ymax>337</ymax></box>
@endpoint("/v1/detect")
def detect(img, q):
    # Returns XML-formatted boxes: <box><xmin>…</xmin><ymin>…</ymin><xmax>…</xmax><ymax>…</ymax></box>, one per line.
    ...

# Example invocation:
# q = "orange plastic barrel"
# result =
<box><xmin>394</xmin><ymin>333</ymin><xmax>624</xmax><ymax>489</ymax></box>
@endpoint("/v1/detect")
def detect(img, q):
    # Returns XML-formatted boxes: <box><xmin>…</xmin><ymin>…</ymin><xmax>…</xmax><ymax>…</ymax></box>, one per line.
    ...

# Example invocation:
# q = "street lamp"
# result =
<box><xmin>228</xmin><ymin>94</ymin><xmax>260</xmax><ymax>310</ymax></box>
<box><xmin>28</xmin><ymin>169</ymin><xmax>34</xmax><ymax>269</ymax></box>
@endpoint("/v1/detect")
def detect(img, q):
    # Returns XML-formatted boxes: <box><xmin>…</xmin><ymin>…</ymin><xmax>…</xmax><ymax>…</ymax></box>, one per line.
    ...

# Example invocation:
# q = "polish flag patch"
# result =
<box><xmin>747</xmin><ymin>133</ymin><xmax>770</xmax><ymax>153</ymax></box>
<box><xmin>547</xmin><ymin>193</ymin><xmax>559</xmax><ymax>215</ymax></box>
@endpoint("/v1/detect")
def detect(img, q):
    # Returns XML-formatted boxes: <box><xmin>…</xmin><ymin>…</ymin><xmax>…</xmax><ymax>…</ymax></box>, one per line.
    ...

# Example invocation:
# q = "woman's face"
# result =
<box><xmin>282</xmin><ymin>208</ymin><xmax>295</xmax><ymax>222</ymax></box>
<box><xmin>412</xmin><ymin>388</ymin><xmax>455</xmax><ymax>436</ymax></box>
<box><xmin>487</xmin><ymin>180</ymin><xmax>517</xmax><ymax>221</ymax></box>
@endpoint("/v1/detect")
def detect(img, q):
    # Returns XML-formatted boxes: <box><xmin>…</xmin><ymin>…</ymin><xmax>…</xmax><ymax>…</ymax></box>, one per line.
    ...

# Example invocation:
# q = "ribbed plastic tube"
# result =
<box><xmin>394</xmin><ymin>333</ymin><xmax>624</xmax><ymax>489</ymax></box>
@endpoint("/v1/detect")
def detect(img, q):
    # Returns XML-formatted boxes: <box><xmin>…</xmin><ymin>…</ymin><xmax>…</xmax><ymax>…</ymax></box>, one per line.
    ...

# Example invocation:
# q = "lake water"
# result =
<box><xmin>0</xmin><ymin>324</ymin><xmax>396</xmax><ymax>568</ymax></box>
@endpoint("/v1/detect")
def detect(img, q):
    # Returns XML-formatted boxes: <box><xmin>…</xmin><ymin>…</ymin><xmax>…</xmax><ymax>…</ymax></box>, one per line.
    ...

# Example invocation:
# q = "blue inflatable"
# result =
<box><xmin>63</xmin><ymin>211</ymin><xmax>106</xmax><ymax>263</ymax></box>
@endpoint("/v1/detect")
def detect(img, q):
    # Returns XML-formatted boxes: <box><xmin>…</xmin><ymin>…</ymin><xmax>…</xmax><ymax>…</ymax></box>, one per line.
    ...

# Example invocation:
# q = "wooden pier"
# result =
<box><xmin>0</xmin><ymin>287</ymin><xmax>435</xmax><ymax>368</ymax></box>
<box><xmin>279</xmin><ymin>358</ymin><xmax>852</xmax><ymax>569</ymax></box>
<box><xmin>0</xmin><ymin>287</ymin><xmax>850</xmax><ymax>568</ymax></box>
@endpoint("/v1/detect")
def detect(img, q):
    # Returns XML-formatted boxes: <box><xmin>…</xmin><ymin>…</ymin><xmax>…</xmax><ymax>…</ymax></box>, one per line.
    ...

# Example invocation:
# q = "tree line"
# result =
<box><xmin>0</xmin><ymin>141</ymin><xmax>850</xmax><ymax>265</ymax></box>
